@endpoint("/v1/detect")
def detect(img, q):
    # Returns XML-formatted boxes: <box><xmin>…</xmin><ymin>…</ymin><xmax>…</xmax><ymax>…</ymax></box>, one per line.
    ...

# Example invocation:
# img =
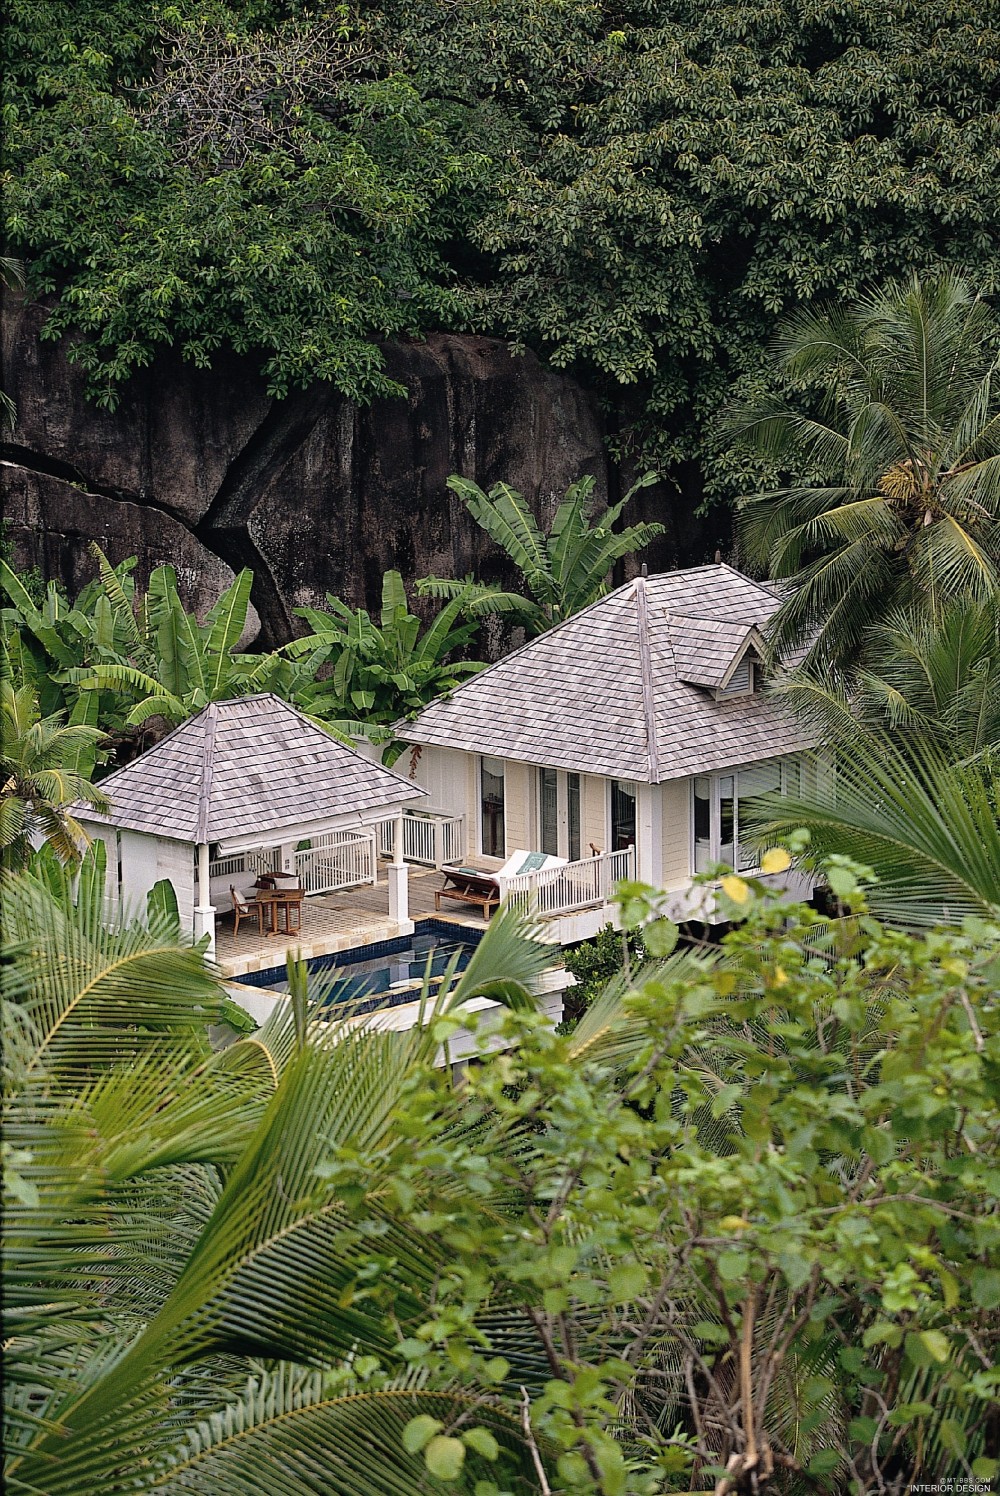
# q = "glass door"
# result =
<box><xmin>481</xmin><ymin>757</ymin><xmax>506</xmax><ymax>857</ymax></box>
<box><xmin>538</xmin><ymin>768</ymin><xmax>582</xmax><ymax>860</ymax></box>
<box><xmin>610</xmin><ymin>780</ymin><xmax>637</xmax><ymax>851</ymax></box>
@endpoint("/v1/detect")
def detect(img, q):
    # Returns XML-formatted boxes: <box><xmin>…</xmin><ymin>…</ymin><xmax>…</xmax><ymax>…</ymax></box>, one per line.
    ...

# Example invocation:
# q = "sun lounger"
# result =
<box><xmin>435</xmin><ymin>850</ymin><xmax>566</xmax><ymax>919</ymax></box>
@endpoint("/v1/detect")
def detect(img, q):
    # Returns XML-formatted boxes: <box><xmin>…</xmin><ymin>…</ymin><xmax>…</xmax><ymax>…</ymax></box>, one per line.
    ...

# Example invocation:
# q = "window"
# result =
<box><xmin>481</xmin><ymin>757</ymin><xmax>505</xmax><ymax>857</ymax></box>
<box><xmin>721</xmin><ymin>658</ymin><xmax>753</xmax><ymax>695</ymax></box>
<box><xmin>538</xmin><ymin>768</ymin><xmax>582</xmax><ymax>860</ymax></box>
<box><xmin>567</xmin><ymin>773</ymin><xmax>581</xmax><ymax>862</ymax></box>
<box><xmin>539</xmin><ymin>768</ymin><xmax>559</xmax><ymax>856</ymax></box>
<box><xmin>692</xmin><ymin>759</ymin><xmax>796</xmax><ymax>873</ymax></box>
<box><xmin>611</xmin><ymin>780</ymin><xmax>637</xmax><ymax>851</ymax></box>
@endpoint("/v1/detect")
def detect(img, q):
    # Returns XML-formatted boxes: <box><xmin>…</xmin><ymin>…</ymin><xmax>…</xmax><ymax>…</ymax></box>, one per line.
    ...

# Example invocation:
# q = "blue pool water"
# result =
<box><xmin>235</xmin><ymin>920</ymin><xmax>483</xmax><ymax>1016</ymax></box>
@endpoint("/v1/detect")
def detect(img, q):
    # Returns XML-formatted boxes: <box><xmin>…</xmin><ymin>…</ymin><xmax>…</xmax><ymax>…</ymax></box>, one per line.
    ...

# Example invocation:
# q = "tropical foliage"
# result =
<box><xmin>6</xmin><ymin>0</ymin><xmax>997</xmax><ymax>501</ymax></box>
<box><xmin>0</xmin><ymin>681</ymin><xmax>108</xmax><ymax>869</ymax></box>
<box><xmin>732</xmin><ymin>274</ymin><xmax>1000</xmax><ymax>667</ymax></box>
<box><xmin>4</xmin><ymin>860</ymin><xmax>998</xmax><ymax>1493</ymax></box>
<box><xmin>419</xmin><ymin>472</ymin><xmax>663</xmax><ymax>635</ymax></box>
<box><xmin>1</xmin><ymin>549</ymin><xmax>486</xmax><ymax>761</ymax></box>
<box><xmin>285</xmin><ymin>569</ymin><xmax>487</xmax><ymax>744</ymax></box>
<box><xmin>771</xmin><ymin>597</ymin><xmax>1000</xmax><ymax>767</ymax></box>
<box><xmin>746</xmin><ymin>742</ymin><xmax>1000</xmax><ymax>930</ymax></box>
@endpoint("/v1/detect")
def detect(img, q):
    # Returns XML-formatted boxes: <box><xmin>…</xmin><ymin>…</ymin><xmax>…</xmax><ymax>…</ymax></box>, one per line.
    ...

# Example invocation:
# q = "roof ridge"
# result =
<box><xmin>195</xmin><ymin>701</ymin><xmax>218</xmax><ymax>843</ymax></box>
<box><xmin>633</xmin><ymin>577</ymin><xmax>660</xmax><ymax>782</ymax></box>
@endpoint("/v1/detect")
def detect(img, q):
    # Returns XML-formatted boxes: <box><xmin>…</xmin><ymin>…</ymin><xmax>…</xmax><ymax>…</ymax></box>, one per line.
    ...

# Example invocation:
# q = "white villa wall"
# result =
<box><xmin>581</xmin><ymin>774</ymin><xmax>607</xmax><ymax>854</ymax></box>
<box><xmin>503</xmin><ymin>760</ymin><xmax>533</xmax><ymax>855</ymax></box>
<box><xmin>118</xmin><ymin>831</ymin><xmax>195</xmax><ymax>928</ymax></box>
<box><xmin>661</xmin><ymin>778</ymin><xmax>691</xmax><ymax>888</ymax></box>
<box><xmin>406</xmin><ymin>744</ymin><xmax>463</xmax><ymax>810</ymax></box>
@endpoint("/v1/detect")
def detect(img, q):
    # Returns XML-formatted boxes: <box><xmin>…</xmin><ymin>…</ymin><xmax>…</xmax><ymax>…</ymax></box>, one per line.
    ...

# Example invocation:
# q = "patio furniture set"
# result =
<box><xmin>230</xmin><ymin>871</ymin><xmax>304</xmax><ymax>938</ymax></box>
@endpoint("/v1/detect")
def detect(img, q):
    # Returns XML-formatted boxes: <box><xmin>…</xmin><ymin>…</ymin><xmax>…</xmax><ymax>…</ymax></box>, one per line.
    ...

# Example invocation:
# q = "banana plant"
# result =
<box><xmin>418</xmin><ymin>471</ymin><xmax>664</xmax><ymax>635</ymax></box>
<box><xmin>0</xmin><ymin>552</ymin><xmax>143</xmax><ymax>724</ymax></box>
<box><xmin>69</xmin><ymin>561</ymin><xmax>274</xmax><ymax>725</ymax></box>
<box><xmin>286</xmin><ymin>569</ymin><xmax>487</xmax><ymax>746</ymax></box>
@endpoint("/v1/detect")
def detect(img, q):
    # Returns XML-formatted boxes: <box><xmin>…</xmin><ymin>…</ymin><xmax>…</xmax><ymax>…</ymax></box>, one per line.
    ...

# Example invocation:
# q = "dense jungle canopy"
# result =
<box><xmin>5</xmin><ymin>0</ymin><xmax>999</xmax><ymax>503</ymax></box>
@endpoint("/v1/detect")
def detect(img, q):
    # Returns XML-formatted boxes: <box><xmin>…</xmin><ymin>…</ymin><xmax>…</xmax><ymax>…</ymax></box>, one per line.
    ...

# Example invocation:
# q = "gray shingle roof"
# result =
<box><xmin>400</xmin><ymin>565</ymin><xmax>816</xmax><ymax>781</ymax></box>
<box><xmin>79</xmin><ymin>694</ymin><xmax>426</xmax><ymax>843</ymax></box>
<box><xmin>669</xmin><ymin>613</ymin><xmax>764</xmax><ymax>688</ymax></box>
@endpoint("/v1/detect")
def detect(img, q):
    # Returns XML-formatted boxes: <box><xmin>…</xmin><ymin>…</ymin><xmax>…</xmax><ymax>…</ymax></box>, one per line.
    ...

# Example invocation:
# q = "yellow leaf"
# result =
<box><xmin>720</xmin><ymin>875</ymin><xmax>750</xmax><ymax>904</ymax></box>
<box><xmin>719</xmin><ymin>1215</ymin><xmax>751</xmax><ymax>1232</ymax></box>
<box><xmin>761</xmin><ymin>847</ymin><xmax>792</xmax><ymax>874</ymax></box>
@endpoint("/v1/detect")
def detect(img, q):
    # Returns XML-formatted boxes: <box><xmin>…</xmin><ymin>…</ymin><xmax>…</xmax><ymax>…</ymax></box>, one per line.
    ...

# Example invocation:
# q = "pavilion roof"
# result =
<box><xmin>77</xmin><ymin>694</ymin><xmax>425</xmax><ymax>844</ymax></box>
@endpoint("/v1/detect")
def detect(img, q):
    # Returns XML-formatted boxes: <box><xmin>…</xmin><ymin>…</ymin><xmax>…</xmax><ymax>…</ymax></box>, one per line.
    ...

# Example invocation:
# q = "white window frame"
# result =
<box><xmin>537</xmin><ymin>768</ymin><xmax>581</xmax><ymax>860</ymax></box>
<box><xmin>607</xmin><ymin>778</ymin><xmax>639</xmax><ymax>854</ymax></box>
<box><xmin>479</xmin><ymin>755</ymin><xmax>506</xmax><ymax>858</ymax></box>
<box><xmin>691</xmin><ymin>757</ymin><xmax>799</xmax><ymax>874</ymax></box>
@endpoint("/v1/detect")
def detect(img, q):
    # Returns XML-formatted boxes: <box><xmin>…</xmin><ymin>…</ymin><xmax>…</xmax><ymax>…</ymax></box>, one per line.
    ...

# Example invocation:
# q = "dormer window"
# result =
<box><xmin>719</xmin><ymin>657</ymin><xmax>754</xmax><ymax>697</ymax></box>
<box><xmin>669</xmin><ymin>612</ymin><xmax>766</xmax><ymax>696</ymax></box>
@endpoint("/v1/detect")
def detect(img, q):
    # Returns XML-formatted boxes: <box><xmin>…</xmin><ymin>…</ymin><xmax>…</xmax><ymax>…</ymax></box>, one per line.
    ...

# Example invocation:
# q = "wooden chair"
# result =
<box><xmin>435</xmin><ymin>866</ymin><xmax>502</xmax><ymax>920</ymax></box>
<box><xmin>230</xmin><ymin>885</ymin><xmax>265</xmax><ymax>938</ymax></box>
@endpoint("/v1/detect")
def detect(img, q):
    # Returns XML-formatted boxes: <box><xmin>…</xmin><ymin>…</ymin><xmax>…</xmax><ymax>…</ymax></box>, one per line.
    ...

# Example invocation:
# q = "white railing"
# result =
<box><xmin>375</xmin><ymin>810</ymin><xmax>465</xmax><ymax>869</ymax></box>
<box><xmin>500</xmin><ymin>848</ymin><xmax>635</xmax><ymax>920</ymax></box>
<box><xmin>295</xmin><ymin>829</ymin><xmax>377</xmax><ymax>895</ymax></box>
<box><xmin>210</xmin><ymin>847</ymin><xmax>281</xmax><ymax>882</ymax></box>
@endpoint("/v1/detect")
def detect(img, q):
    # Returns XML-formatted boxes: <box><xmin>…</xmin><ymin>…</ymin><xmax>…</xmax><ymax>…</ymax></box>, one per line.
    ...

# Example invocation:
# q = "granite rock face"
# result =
<box><xmin>2</xmin><ymin>292</ymin><xmax>704</xmax><ymax>646</ymax></box>
<box><xmin>2</xmin><ymin>461</ymin><xmax>247</xmax><ymax>619</ymax></box>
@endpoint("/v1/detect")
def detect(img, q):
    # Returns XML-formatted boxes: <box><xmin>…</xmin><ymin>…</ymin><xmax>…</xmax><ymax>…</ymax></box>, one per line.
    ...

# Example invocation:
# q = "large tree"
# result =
<box><xmin>5</xmin><ymin>0</ymin><xmax>997</xmax><ymax>507</ymax></box>
<box><xmin>731</xmin><ymin>273</ymin><xmax>1000</xmax><ymax>666</ymax></box>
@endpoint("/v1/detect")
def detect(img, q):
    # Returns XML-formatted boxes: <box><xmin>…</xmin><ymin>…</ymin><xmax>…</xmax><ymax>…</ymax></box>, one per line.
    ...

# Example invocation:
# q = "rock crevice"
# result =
<box><xmin>3</xmin><ymin>293</ymin><xmax>698</xmax><ymax>641</ymax></box>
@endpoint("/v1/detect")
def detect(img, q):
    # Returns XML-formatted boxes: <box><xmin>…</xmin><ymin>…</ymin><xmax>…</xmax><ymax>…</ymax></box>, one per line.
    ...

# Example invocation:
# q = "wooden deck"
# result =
<box><xmin>214</xmin><ymin>865</ymin><xmax>490</xmax><ymax>978</ymax></box>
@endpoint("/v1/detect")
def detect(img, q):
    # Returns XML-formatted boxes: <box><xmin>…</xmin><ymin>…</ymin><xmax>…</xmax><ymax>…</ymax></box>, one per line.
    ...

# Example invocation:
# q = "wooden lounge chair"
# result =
<box><xmin>435</xmin><ymin>851</ymin><xmax>565</xmax><ymax>919</ymax></box>
<box><xmin>230</xmin><ymin>885</ymin><xmax>265</xmax><ymax>938</ymax></box>
<box><xmin>435</xmin><ymin>865</ymin><xmax>502</xmax><ymax>919</ymax></box>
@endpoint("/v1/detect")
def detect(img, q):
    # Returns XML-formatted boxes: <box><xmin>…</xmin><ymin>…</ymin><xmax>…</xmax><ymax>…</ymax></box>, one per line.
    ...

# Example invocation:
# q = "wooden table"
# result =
<box><xmin>251</xmin><ymin>886</ymin><xmax>304</xmax><ymax>936</ymax></box>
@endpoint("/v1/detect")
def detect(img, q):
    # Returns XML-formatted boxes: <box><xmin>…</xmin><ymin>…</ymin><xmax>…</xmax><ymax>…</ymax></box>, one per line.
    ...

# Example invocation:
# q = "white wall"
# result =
<box><xmin>118</xmin><ymin>831</ymin><xmax>196</xmax><ymax>929</ymax></box>
<box><xmin>405</xmin><ymin>744</ymin><xmax>467</xmax><ymax>812</ymax></box>
<box><xmin>581</xmin><ymin>774</ymin><xmax>607</xmax><ymax>855</ymax></box>
<box><xmin>502</xmin><ymin>760</ymin><xmax>533</xmax><ymax>855</ymax></box>
<box><xmin>661</xmin><ymin>778</ymin><xmax>691</xmax><ymax>888</ymax></box>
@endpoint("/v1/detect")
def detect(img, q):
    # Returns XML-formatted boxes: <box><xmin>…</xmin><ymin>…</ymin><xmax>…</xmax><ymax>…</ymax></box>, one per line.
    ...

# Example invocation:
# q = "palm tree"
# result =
<box><xmin>418</xmin><ymin>471</ymin><xmax>664</xmax><ymax>635</ymax></box>
<box><xmin>732</xmin><ymin>273</ymin><xmax>1000</xmax><ymax>667</ymax></box>
<box><xmin>0</xmin><ymin>681</ymin><xmax>109</xmax><ymax>869</ymax></box>
<box><xmin>744</xmin><ymin>736</ymin><xmax>1000</xmax><ymax>928</ymax></box>
<box><xmin>772</xmin><ymin>595</ymin><xmax>1000</xmax><ymax>765</ymax></box>
<box><xmin>5</xmin><ymin>846</ymin><xmax>605</xmax><ymax>1493</ymax></box>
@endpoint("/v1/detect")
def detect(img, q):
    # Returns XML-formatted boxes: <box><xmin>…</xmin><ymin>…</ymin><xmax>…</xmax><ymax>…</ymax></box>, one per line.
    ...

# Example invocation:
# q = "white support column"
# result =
<box><xmin>636</xmin><ymin>783</ymin><xmax>664</xmax><ymax>889</ymax></box>
<box><xmin>388</xmin><ymin>813</ymin><xmax>413</xmax><ymax>932</ymax></box>
<box><xmin>193</xmin><ymin>841</ymin><xmax>216</xmax><ymax>958</ymax></box>
<box><xmin>279</xmin><ymin>841</ymin><xmax>297</xmax><ymax>876</ymax></box>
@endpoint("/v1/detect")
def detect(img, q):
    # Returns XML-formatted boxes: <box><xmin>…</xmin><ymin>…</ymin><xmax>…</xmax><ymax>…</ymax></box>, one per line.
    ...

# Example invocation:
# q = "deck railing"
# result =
<box><xmin>209</xmin><ymin>847</ymin><xmax>280</xmax><ymax>882</ymax></box>
<box><xmin>375</xmin><ymin>810</ymin><xmax>465</xmax><ymax>869</ymax></box>
<box><xmin>294</xmin><ymin>829</ymin><xmax>377</xmax><ymax>895</ymax></box>
<box><xmin>500</xmin><ymin>847</ymin><xmax>635</xmax><ymax>920</ymax></box>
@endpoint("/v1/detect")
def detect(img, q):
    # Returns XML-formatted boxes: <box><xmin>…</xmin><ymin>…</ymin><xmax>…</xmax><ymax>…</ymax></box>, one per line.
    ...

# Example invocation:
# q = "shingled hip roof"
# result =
<box><xmin>399</xmin><ymin>565</ymin><xmax>817</xmax><ymax>782</ymax></box>
<box><xmin>75</xmin><ymin>694</ymin><xmax>426</xmax><ymax>844</ymax></box>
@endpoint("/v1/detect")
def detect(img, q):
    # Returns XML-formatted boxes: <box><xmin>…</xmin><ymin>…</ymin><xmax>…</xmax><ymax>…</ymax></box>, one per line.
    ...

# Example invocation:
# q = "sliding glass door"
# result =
<box><xmin>693</xmin><ymin>758</ymin><xmax>796</xmax><ymax>872</ymax></box>
<box><xmin>538</xmin><ymin>768</ymin><xmax>582</xmax><ymax>860</ymax></box>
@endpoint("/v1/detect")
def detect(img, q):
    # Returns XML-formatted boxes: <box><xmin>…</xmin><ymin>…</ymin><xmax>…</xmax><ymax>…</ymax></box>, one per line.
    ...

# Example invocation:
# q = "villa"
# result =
<box><xmin>73</xmin><ymin>562</ymin><xmax>821</xmax><ymax>1023</ymax></box>
<box><xmin>395</xmin><ymin>563</ymin><xmax>823</xmax><ymax>941</ymax></box>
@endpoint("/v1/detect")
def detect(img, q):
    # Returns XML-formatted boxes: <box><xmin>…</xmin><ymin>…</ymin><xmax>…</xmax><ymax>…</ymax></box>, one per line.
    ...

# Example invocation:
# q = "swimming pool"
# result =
<box><xmin>235</xmin><ymin>920</ymin><xmax>483</xmax><ymax>1016</ymax></box>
